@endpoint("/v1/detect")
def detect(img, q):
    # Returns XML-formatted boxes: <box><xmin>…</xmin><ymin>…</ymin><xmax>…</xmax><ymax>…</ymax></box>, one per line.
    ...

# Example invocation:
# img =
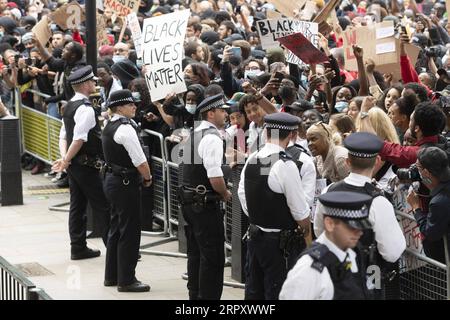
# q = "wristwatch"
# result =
<box><xmin>360</xmin><ymin>111</ymin><xmax>369</xmax><ymax>119</ymax></box>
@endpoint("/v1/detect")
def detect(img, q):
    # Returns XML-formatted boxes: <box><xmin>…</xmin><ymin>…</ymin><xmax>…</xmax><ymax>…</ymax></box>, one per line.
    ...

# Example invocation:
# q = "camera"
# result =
<box><xmin>396</xmin><ymin>164</ymin><xmax>422</xmax><ymax>182</ymax></box>
<box><xmin>424</xmin><ymin>45</ymin><xmax>446</xmax><ymax>58</ymax></box>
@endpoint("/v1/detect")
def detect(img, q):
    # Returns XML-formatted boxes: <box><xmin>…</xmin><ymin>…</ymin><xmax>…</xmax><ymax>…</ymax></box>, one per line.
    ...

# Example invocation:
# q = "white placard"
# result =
<box><xmin>311</xmin><ymin>179</ymin><xmax>327</xmax><ymax>222</ymax></box>
<box><xmin>127</xmin><ymin>12</ymin><xmax>143</xmax><ymax>58</ymax></box>
<box><xmin>141</xmin><ymin>10</ymin><xmax>190</xmax><ymax>102</ymax></box>
<box><xmin>376</xmin><ymin>26</ymin><xmax>395</xmax><ymax>39</ymax></box>
<box><xmin>256</xmin><ymin>18</ymin><xmax>319</xmax><ymax>50</ymax></box>
<box><xmin>376</xmin><ymin>41</ymin><xmax>396</xmax><ymax>54</ymax></box>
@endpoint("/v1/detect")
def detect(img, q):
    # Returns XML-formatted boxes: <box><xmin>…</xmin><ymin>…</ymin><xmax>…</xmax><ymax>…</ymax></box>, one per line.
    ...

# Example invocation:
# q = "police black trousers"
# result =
<box><xmin>67</xmin><ymin>164</ymin><xmax>110</xmax><ymax>251</ymax></box>
<box><xmin>103</xmin><ymin>174</ymin><xmax>141</xmax><ymax>286</ymax></box>
<box><xmin>182</xmin><ymin>202</ymin><xmax>225</xmax><ymax>300</ymax></box>
<box><xmin>245</xmin><ymin>231</ymin><xmax>302</xmax><ymax>300</ymax></box>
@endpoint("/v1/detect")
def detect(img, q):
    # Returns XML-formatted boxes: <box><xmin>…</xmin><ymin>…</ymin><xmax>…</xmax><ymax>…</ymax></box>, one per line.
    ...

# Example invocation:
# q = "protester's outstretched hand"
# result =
<box><xmin>260</xmin><ymin>73</ymin><xmax>281</xmax><ymax>96</ymax></box>
<box><xmin>361</xmin><ymin>96</ymin><xmax>376</xmax><ymax>113</ymax></box>
<box><xmin>365</xmin><ymin>58</ymin><xmax>375</xmax><ymax>74</ymax></box>
<box><xmin>352</xmin><ymin>45</ymin><xmax>363</xmax><ymax>60</ymax></box>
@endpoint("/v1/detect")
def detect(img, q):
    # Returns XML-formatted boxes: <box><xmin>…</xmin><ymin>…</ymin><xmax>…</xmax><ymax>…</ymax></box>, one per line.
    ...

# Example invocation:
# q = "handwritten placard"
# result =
<box><xmin>32</xmin><ymin>16</ymin><xmax>51</xmax><ymax>47</ymax></box>
<box><xmin>141</xmin><ymin>10</ymin><xmax>190</xmax><ymax>102</ymax></box>
<box><xmin>50</xmin><ymin>1</ymin><xmax>85</xmax><ymax>30</ymax></box>
<box><xmin>127</xmin><ymin>12</ymin><xmax>143</xmax><ymax>59</ymax></box>
<box><xmin>104</xmin><ymin>0</ymin><xmax>140</xmax><ymax>17</ymax></box>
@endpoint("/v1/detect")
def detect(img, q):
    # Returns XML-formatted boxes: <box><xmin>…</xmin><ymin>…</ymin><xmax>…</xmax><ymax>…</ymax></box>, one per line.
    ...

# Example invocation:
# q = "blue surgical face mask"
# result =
<box><xmin>335</xmin><ymin>101</ymin><xmax>349</xmax><ymax>112</ymax></box>
<box><xmin>112</xmin><ymin>55</ymin><xmax>126</xmax><ymax>64</ymax></box>
<box><xmin>185</xmin><ymin>104</ymin><xmax>197</xmax><ymax>114</ymax></box>
<box><xmin>136</xmin><ymin>58</ymin><xmax>143</xmax><ymax>69</ymax></box>
<box><xmin>301</xmin><ymin>74</ymin><xmax>308</xmax><ymax>89</ymax></box>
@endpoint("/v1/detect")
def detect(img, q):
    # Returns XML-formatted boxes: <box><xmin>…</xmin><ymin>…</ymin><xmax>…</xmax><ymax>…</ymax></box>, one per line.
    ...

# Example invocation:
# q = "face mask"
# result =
<box><xmin>0</xmin><ymin>32</ymin><xmax>4</xmax><ymax>38</ymax></box>
<box><xmin>419</xmin><ymin>171</ymin><xmax>433</xmax><ymax>185</ymax></box>
<box><xmin>244</xmin><ymin>69</ymin><xmax>261</xmax><ymax>79</ymax></box>
<box><xmin>136</xmin><ymin>58</ymin><xmax>143</xmax><ymax>69</ymax></box>
<box><xmin>335</xmin><ymin>101</ymin><xmax>349</xmax><ymax>112</ymax></box>
<box><xmin>185</xmin><ymin>104</ymin><xmax>197</xmax><ymax>114</ymax></box>
<box><xmin>112</xmin><ymin>55</ymin><xmax>126</xmax><ymax>64</ymax></box>
<box><xmin>301</xmin><ymin>74</ymin><xmax>308</xmax><ymax>89</ymax></box>
<box><xmin>131</xmin><ymin>92</ymin><xmax>141</xmax><ymax>102</ymax></box>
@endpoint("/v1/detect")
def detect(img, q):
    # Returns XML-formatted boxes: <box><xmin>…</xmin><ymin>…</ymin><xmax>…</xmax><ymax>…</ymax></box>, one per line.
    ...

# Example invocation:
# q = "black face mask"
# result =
<box><xmin>278</xmin><ymin>86</ymin><xmax>296</xmax><ymax>100</ymax></box>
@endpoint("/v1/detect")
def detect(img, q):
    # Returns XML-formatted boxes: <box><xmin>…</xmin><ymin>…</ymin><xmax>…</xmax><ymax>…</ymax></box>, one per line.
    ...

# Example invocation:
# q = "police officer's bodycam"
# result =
<box><xmin>102</xmin><ymin>89</ymin><xmax>151</xmax><ymax>292</ymax></box>
<box><xmin>314</xmin><ymin>132</ymin><xmax>406</xmax><ymax>299</ymax></box>
<box><xmin>238</xmin><ymin>112</ymin><xmax>311</xmax><ymax>300</ymax></box>
<box><xmin>178</xmin><ymin>94</ymin><xmax>231</xmax><ymax>300</ymax></box>
<box><xmin>280</xmin><ymin>191</ymin><xmax>373</xmax><ymax>300</ymax></box>
<box><xmin>52</xmin><ymin>65</ymin><xmax>110</xmax><ymax>260</ymax></box>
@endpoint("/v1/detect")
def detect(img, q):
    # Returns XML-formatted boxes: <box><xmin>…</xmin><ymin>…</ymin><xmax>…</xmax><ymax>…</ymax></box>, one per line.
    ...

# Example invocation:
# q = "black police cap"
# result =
<box><xmin>344</xmin><ymin>132</ymin><xmax>383</xmax><ymax>158</ymax></box>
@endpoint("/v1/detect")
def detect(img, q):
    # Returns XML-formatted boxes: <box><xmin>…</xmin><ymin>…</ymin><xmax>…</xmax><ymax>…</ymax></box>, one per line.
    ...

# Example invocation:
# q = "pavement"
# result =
<box><xmin>0</xmin><ymin>170</ymin><xmax>244</xmax><ymax>300</ymax></box>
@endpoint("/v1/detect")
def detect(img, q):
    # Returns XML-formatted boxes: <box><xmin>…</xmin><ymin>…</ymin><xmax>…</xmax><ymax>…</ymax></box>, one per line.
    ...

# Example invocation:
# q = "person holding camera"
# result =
<box><xmin>238</xmin><ymin>112</ymin><xmax>311</xmax><ymax>300</ymax></box>
<box><xmin>102</xmin><ymin>89</ymin><xmax>152</xmax><ymax>292</ymax></box>
<box><xmin>407</xmin><ymin>147</ymin><xmax>450</xmax><ymax>264</ymax></box>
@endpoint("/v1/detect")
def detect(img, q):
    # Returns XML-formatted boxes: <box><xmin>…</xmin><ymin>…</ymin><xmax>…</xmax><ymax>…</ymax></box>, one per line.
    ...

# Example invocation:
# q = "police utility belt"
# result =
<box><xmin>178</xmin><ymin>185</ymin><xmax>222</xmax><ymax>206</ymax></box>
<box><xmin>102</xmin><ymin>163</ymin><xmax>139</xmax><ymax>186</ymax></box>
<box><xmin>72</xmin><ymin>154</ymin><xmax>104</xmax><ymax>170</ymax></box>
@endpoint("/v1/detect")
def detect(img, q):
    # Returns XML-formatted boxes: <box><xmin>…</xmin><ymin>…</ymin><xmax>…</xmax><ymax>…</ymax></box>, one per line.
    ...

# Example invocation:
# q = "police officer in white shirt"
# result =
<box><xmin>178</xmin><ymin>94</ymin><xmax>232</xmax><ymax>300</ymax></box>
<box><xmin>102</xmin><ymin>89</ymin><xmax>152</xmax><ymax>293</ymax></box>
<box><xmin>52</xmin><ymin>65</ymin><xmax>110</xmax><ymax>261</ymax></box>
<box><xmin>280</xmin><ymin>191</ymin><xmax>373</xmax><ymax>300</ymax></box>
<box><xmin>238</xmin><ymin>112</ymin><xmax>311</xmax><ymax>300</ymax></box>
<box><xmin>313</xmin><ymin>132</ymin><xmax>406</xmax><ymax>299</ymax></box>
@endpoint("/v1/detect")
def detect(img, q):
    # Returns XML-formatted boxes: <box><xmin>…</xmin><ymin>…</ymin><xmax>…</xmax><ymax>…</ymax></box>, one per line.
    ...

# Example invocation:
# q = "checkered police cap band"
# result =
<box><xmin>108</xmin><ymin>97</ymin><xmax>135</xmax><ymax>105</ymax></box>
<box><xmin>265</xmin><ymin>123</ymin><xmax>299</xmax><ymax>130</ymax></box>
<box><xmin>199</xmin><ymin>99</ymin><xmax>226</xmax><ymax>113</ymax></box>
<box><xmin>323</xmin><ymin>204</ymin><xmax>369</xmax><ymax>219</ymax></box>
<box><xmin>70</xmin><ymin>72</ymin><xmax>95</xmax><ymax>85</ymax></box>
<box><xmin>348</xmin><ymin>150</ymin><xmax>378</xmax><ymax>158</ymax></box>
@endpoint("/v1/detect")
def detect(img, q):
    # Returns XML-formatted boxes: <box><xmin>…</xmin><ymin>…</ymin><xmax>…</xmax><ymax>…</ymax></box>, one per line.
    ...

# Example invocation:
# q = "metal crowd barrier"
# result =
<box><xmin>0</xmin><ymin>256</ymin><xmax>52</xmax><ymax>300</ymax></box>
<box><xmin>394</xmin><ymin>189</ymin><xmax>450</xmax><ymax>300</ymax></box>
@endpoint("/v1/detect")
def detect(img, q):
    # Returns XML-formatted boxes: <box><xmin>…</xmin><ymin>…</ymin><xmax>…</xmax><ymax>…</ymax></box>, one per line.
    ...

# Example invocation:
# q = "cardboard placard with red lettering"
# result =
<box><xmin>50</xmin><ymin>1</ymin><xmax>85</xmax><ymax>30</ymax></box>
<box><xmin>141</xmin><ymin>10</ymin><xmax>190</xmax><ymax>102</ymax></box>
<box><xmin>104</xmin><ymin>0</ymin><xmax>140</xmax><ymax>17</ymax></box>
<box><xmin>343</xmin><ymin>21</ymin><xmax>420</xmax><ymax>81</ymax></box>
<box><xmin>277</xmin><ymin>32</ymin><xmax>328</xmax><ymax>64</ymax></box>
<box><xmin>128</xmin><ymin>12</ymin><xmax>143</xmax><ymax>59</ymax></box>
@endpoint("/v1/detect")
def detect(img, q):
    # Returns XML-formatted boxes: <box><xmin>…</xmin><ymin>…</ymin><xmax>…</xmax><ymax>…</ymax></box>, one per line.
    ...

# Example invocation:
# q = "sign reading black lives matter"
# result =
<box><xmin>141</xmin><ymin>10</ymin><xmax>190</xmax><ymax>102</ymax></box>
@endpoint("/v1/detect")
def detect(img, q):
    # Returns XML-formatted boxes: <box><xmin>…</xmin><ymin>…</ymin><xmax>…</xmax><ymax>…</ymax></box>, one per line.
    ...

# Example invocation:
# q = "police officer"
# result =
<box><xmin>52</xmin><ymin>65</ymin><xmax>110</xmax><ymax>260</ymax></box>
<box><xmin>313</xmin><ymin>132</ymin><xmax>406</xmax><ymax>299</ymax></box>
<box><xmin>102</xmin><ymin>89</ymin><xmax>152</xmax><ymax>292</ymax></box>
<box><xmin>178</xmin><ymin>94</ymin><xmax>231</xmax><ymax>300</ymax></box>
<box><xmin>280</xmin><ymin>191</ymin><xmax>372</xmax><ymax>300</ymax></box>
<box><xmin>238</xmin><ymin>112</ymin><xmax>311</xmax><ymax>300</ymax></box>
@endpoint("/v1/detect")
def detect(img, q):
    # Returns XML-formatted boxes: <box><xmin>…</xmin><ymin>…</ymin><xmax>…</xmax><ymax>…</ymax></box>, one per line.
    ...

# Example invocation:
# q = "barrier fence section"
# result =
<box><xmin>393</xmin><ymin>186</ymin><xmax>450</xmax><ymax>300</ymax></box>
<box><xmin>0</xmin><ymin>256</ymin><xmax>51</xmax><ymax>300</ymax></box>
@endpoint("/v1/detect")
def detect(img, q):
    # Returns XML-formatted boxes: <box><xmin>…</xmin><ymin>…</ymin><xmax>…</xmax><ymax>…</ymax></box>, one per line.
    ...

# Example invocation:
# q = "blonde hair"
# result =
<box><xmin>306</xmin><ymin>122</ymin><xmax>339</xmax><ymax>145</ymax></box>
<box><xmin>356</xmin><ymin>107</ymin><xmax>400</xmax><ymax>144</ymax></box>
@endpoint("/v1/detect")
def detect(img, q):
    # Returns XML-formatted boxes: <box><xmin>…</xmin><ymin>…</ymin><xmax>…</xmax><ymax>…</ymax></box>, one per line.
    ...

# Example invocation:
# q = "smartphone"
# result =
<box><xmin>274</xmin><ymin>71</ymin><xmax>284</xmax><ymax>82</ymax></box>
<box><xmin>230</xmin><ymin>47</ymin><xmax>242</xmax><ymax>58</ymax></box>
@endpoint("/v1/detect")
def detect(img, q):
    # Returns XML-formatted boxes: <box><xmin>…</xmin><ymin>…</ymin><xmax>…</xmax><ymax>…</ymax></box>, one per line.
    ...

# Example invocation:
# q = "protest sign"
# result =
<box><xmin>32</xmin><ymin>16</ymin><xmax>51</xmax><ymax>47</ymax></box>
<box><xmin>141</xmin><ymin>10</ymin><xmax>190</xmax><ymax>102</ymax></box>
<box><xmin>127</xmin><ymin>12</ymin><xmax>143</xmax><ymax>58</ymax></box>
<box><xmin>104</xmin><ymin>0</ymin><xmax>140</xmax><ymax>17</ymax></box>
<box><xmin>343</xmin><ymin>21</ymin><xmax>420</xmax><ymax>81</ymax></box>
<box><xmin>313</xmin><ymin>0</ymin><xmax>341</xmax><ymax>34</ymax></box>
<box><xmin>266</xmin><ymin>10</ymin><xmax>283</xmax><ymax>20</ymax></box>
<box><xmin>256</xmin><ymin>18</ymin><xmax>319</xmax><ymax>50</ymax></box>
<box><xmin>277</xmin><ymin>32</ymin><xmax>328</xmax><ymax>64</ymax></box>
<box><xmin>266</xmin><ymin>0</ymin><xmax>307</xmax><ymax>18</ymax></box>
<box><xmin>97</xmin><ymin>11</ymin><xmax>110</xmax><ymax>47</ymax></box>
<box><xmin>50</xmin><ymin>1</ymin><xmax>85</xmax><ymax>30</ymax></box>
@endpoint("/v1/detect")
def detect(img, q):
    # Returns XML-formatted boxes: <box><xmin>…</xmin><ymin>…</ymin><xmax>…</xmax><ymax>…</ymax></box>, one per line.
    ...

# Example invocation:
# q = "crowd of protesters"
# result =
<box><xmin>1</xmin><ymin>0</ymin><xmax>450</xmax><ymax>299</ymax></box>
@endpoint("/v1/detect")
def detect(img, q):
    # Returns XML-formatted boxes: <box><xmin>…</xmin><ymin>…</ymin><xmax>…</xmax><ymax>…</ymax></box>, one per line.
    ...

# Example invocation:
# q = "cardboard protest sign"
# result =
<box><xmin>104</xmin><ymin>0</ymin><xmax>140</xmax><ymax>17</ymax></box>
<box><xmin>127</xmin><ymin>12</ymin><xmax>143</xmax><ymax>58</ymax></box>
<box><xmin>141</xmin><ymin>10</ymin><xmax>190</xmax><ymax>102</ymax></box>
<box><xmin>266</xmin><ymin>10</ymin><xmax>283</xmax><ymax>20</ymax></box>
<box><xmin>32</xmin><ymin>16</ymin><xmax>51</xmax><ymax>47</ymax></box>
<box><xmin>96</xmin><ymin>11</ymin><xmax>110</xmax><ymax>47</ymax></box>
<box><xmin>266</xmin><ymin>0</ymin><xmax>307</xmax><ymax>18</ymax></box>
<box><xmin>343</xmin><ymin>21</ymin><xmax>420</xmax><ymax>81</ymax></box>
<box><xmin>277</xmin><ymin>32</ymin><xmax>328</xmax><ymax>64</ymax></box>
<box><xmin>256</xmin><ymin>18</ymin><xmax>319</xmax><ymax>50</ymax></box>
<box><xmin>313</xmin><ymin>0</ymin><xmax>340</xmax><ymax>34</ymax></box>
<box><xmin>50</xmin><ymin>1</ymin><xmax>85</xmax><ymax>30</ymax></box>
